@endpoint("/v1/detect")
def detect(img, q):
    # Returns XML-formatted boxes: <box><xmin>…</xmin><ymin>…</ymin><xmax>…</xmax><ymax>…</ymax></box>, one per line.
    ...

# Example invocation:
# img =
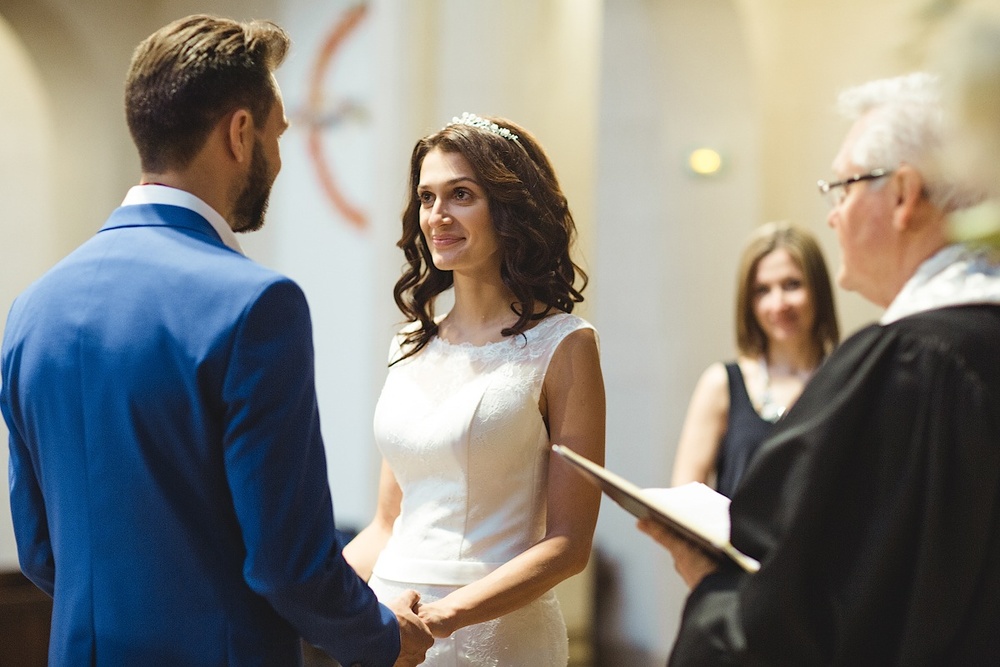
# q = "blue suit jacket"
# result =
<box><xmin>1</xmin><ymin>203</ymin><xmax>398</xmax><ymax>666</ymax></box>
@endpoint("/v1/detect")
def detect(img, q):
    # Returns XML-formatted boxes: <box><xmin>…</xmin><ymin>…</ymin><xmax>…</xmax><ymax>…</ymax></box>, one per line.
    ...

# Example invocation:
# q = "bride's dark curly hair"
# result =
<box><xmin>392</xmin><ymin>115</ymin><xmax>587</xmax><ymax>363</ymax></box>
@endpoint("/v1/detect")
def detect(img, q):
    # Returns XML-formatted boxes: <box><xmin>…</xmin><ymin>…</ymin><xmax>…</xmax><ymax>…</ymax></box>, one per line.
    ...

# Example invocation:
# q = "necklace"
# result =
<box><xmin>758</xmin><ymin>357</ymin><xmax>814</xmax><ymax>423</ymax></box>
<box><xmin>758</xmin><ymin>374</ymin><xmax>785</xmax><ymax>423</ymax></box>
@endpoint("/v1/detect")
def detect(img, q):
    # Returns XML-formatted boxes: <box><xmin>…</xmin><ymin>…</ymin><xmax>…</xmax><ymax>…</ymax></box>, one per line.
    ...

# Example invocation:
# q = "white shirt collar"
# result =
<box><xmin>120</xmin><ymin>184</ymin><xmax>244</xmax><ymax>255</ymax></box>
<box><xmin>881</xmin><ymin>244</ymin><xmax>1000</xmax><ymax>324</ymax></box>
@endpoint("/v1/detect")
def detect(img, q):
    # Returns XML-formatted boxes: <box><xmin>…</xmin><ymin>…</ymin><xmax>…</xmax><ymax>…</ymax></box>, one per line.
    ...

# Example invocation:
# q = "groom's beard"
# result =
<box><xmin>232</xmin><ymin>138</ymin><xmax>273</xmax><ymax>234</ymax></box>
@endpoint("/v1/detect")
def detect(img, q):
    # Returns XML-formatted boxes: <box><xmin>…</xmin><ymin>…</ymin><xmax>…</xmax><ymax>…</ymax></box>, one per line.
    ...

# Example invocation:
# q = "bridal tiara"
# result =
<box><xmin>446</xmin><ymin>112</ymin><xmax>520</xmax><ymax>142</ymax></box>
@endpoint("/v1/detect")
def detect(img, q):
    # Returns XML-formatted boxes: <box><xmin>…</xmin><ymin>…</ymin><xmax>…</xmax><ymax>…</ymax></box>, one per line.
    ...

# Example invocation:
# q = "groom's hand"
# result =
<box><xmin>388</xmin><ymin>589</ymin><xmax>433</xmax><ymax>667</ymax></box>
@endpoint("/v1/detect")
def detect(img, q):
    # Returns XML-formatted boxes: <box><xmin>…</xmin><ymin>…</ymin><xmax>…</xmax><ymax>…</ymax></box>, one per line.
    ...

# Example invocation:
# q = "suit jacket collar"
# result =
<box><xmin>116</xmin><ymin>184</ymin><xmax>244</xmax><ymax>254</ymax></box>
<box><xmin>100</xmin><ymin>203</ymin><xmax>237</xmax><ymax>253</ymax></box>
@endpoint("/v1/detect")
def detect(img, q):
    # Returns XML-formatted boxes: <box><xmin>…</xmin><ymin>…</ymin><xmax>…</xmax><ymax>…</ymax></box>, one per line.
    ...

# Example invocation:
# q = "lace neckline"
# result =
<box><xmin>432</xmin><ymin>312</ymin><xmax>569</xmax><ymax>350</ymax></box>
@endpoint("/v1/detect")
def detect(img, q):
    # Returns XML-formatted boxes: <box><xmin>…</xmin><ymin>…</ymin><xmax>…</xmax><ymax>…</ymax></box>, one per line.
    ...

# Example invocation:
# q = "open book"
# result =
<box><xmin>552</xmin><ymin>444</ymin><xmax>760</xmax><ymax>573</ymax></box>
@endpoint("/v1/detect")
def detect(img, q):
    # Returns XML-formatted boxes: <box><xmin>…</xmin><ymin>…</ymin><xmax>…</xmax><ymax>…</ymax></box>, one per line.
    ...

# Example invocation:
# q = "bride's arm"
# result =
<box><xmin>416</xmin><ymin>327</ymin><xmax>606</xmax><ymax>636</ymax></box>
<box><xmin>343</xmin><ymin>459</ymin><xmax>402</xmax><ymax>581</ymax></box>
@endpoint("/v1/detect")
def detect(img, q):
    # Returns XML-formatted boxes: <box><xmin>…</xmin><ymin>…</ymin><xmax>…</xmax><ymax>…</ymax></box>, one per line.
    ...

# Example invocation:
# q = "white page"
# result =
<box><xmin>641</xmin><ymin>483</ymin><xmax>732</xmax><ymax>546</ymax></box>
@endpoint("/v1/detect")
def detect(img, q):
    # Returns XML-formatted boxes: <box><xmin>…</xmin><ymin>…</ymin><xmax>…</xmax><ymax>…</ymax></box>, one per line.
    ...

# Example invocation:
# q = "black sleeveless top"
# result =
<box><xmin>715</xmin><ymin>362</ymin><xmax>775</xmax><ymax>498</ymax></box>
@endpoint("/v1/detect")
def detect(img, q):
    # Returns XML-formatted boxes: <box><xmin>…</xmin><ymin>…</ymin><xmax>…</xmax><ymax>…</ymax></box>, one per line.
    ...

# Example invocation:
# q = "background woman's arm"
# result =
<box><xmin>670</xmin><ymin>362</ymin><xmax>730</xmax><ymax>487</ymax></box>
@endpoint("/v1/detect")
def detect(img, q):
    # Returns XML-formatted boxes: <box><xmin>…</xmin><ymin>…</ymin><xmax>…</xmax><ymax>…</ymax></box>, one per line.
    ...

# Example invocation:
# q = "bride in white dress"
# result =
<box><xmin>345</xmin><ymin>114</ymin><xmax>605</xmax><ymax>666</ymax></box>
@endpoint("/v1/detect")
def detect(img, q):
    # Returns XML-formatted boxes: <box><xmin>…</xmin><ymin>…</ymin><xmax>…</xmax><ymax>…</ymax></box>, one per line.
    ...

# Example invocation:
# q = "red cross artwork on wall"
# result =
<box><xmin>305</xmin><ymin>3</ymin><xmax>369</xmax><ymax>231</ymax></box>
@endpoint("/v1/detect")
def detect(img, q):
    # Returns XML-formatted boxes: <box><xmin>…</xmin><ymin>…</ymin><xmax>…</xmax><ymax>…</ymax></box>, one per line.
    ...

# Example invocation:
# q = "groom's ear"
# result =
<box><xmin>225</xmin><ymin>108</ymin><xmax>254</xmax><ymax>164</ymax></box>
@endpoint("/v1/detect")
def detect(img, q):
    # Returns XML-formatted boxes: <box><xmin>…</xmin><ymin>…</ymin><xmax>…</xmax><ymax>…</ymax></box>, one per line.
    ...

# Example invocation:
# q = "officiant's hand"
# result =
<box><xmin>637</xmin><ymin>518</ymin><xmax>719</xmax><ymax>589</ymax></box>
<box><xmin>387</xmin><ymin>589</ymin><xmax>434</xmax><ymax>667</ymax></box>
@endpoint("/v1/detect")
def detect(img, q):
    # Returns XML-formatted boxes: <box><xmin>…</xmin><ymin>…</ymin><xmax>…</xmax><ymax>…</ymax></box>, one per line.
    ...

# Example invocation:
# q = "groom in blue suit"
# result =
<box><xmin>0</xmin><ymin>15</ymin><xmax>431</xmax><ymax>667</ymax></box>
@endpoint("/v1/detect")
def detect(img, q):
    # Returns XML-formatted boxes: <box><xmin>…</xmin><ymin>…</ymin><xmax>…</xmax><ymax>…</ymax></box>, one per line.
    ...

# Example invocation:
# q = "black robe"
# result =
<box><xmin>670</xmin><ymin>304</ymin><xmax>1000</xmax><ymax>666</ymax></box>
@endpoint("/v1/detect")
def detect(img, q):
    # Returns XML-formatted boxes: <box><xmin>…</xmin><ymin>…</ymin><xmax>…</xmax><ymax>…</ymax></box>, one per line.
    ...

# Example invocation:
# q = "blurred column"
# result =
<box><xmin>0</xmin><ymin>11</ymin><xmax>59</xmax><ymax>570</ymax></box>
<box><xmin>594</xmin><ymin>0</ymin><xmax>758</xmax><ymax>662</ymax></box>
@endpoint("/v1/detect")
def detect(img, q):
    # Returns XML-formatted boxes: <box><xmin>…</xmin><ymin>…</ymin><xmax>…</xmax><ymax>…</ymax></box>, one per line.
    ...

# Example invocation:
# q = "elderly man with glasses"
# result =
<box><xmin>642</xmin><ymin>72</ymin><xmax>1000</xmax><ymax>666</ymax></box>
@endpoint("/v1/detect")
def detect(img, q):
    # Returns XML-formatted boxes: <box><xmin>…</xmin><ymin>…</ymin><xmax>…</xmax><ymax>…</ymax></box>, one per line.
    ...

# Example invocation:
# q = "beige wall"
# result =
<box><xmin>736</xmin><ymin>0</ymin><xmax>936</xmax><ymax>331</ymax></box>
<box><xmin>594</xmin><ymin>1</ymin><xmax>759</xmax><ymax>659</ymax></box>
<box><xmin>0</xmin><ymin>0</ymin><xmax>144</xmax><ymax>257</ymax></box>
<box><xmin>0</xmin><ymin>12</ymin><xmax>56</xmax><ymax>570</ymax></box>
<box><xmin>0</xmin><ymin>0</ymin><xmax>283</xmax><ymax>571</ymax></box>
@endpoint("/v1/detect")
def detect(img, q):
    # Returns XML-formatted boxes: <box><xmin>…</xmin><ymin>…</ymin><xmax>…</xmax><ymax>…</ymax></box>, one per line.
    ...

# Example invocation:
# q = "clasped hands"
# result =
<box><xmin>385</xmin><ymin>591</ymin><xmax>456</xmax><ymax>666</ymax></box>
<box><xmin>413</xmin><ymin>599</ymin><xmax>454</xmax><ymax>639</ymax></box>
<box><xmin>386</xmin><ymin>590</ymin><xmax>432</xmax><ymax>667</ymax></box>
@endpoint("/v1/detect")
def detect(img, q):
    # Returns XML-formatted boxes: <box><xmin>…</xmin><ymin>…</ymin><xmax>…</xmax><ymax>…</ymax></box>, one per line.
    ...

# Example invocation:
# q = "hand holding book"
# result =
<box><xmin>636</xmin><ymin>517</ymin><xmax>726</xmax><ymax>588</ymax></box>
<box><xmin>552</xmin><ymin>444</ymin><xmax>760</xmax><ymax>574</ymax></box>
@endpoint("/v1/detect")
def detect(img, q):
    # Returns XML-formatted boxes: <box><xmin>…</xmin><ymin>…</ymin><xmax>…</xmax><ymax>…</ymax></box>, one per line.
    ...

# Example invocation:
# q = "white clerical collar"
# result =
<box><xmin>881</xmin><ymin>244</ymin><xmax>1000</xmax><ymax>324</ymax></box>
<box><xmin>121</xmin><ymin>184</ymin><xmax>244</xmax><ymax>255</ymax></box>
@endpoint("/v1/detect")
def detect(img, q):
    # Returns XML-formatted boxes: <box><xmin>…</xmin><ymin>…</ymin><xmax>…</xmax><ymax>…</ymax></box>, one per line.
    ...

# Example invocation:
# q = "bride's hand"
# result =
<box><xmin>416</xmin><ymin>600</ymin><xmax>458</xmax><ymax>638</ymax></box>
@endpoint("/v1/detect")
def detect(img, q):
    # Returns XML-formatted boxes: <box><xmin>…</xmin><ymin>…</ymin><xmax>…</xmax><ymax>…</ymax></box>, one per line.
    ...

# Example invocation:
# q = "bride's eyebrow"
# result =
<box><xmin>418</xmin><ymin>176</ymin><xmax>480</xmax><ymax>189</ymax></box>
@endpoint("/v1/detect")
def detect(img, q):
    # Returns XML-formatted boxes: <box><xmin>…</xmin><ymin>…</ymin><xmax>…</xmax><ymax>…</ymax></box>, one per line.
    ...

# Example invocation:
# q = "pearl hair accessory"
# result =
<box><xmin>447</xmin><ymin>112</ymin><xmax>520</xmax><ymax>142</ymax></box>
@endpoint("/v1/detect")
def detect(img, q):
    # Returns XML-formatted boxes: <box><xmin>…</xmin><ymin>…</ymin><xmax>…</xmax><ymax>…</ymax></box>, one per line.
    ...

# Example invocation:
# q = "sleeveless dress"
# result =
<box><xmin>714</xmin><ymin>362</ymin><xmax>774</xmax><ymax>498</ymax></box>
<box><xmin>368</xmin><ymin>312</ymin><xmax>596</xmax><ymax>666</ymax></box>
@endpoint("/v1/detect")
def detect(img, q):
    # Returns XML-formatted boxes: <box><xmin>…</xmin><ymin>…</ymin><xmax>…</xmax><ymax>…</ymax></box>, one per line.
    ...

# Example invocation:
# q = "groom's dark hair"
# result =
<box><xmin>124</xmin><ymin>14</ymin><xmax>289</xmax><ymax>173</ymax></box>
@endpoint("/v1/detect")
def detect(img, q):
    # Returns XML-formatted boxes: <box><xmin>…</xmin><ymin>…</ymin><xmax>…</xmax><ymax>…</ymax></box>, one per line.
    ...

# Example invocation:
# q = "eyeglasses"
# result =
<box><xmin>817</xmin><ymin>168</ymin><xmax>894</xmax><ymax>208</ymax></box>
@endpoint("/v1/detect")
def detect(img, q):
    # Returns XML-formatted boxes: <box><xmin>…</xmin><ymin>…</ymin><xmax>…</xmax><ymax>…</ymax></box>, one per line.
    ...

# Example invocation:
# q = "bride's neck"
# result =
<box><xmin>440</xmin><ymin>280</ymin><xmax>522</xmax><ymax>345</ymax></box>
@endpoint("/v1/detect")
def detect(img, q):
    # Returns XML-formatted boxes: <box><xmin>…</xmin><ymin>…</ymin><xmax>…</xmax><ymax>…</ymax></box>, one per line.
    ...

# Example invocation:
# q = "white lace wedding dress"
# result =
<box><xmin>368</xmin><ymin>312</ymin><xmax>595</xmax><ymax>666</ymax></box>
